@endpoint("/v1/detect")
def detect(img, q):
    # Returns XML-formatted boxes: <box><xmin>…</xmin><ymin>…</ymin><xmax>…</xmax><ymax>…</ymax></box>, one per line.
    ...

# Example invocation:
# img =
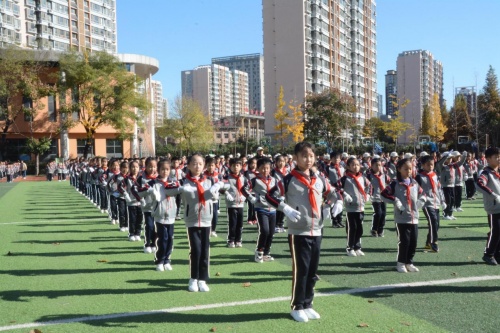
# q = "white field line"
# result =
<box><xmin>1</xmin><ymin>275</ymin><xmax>499</xmax><ymax>331</ymax></box>
<box><xmin>0</xmin><ymin>218</ymin><xmax>107</xmax><ymax>225</ymax></box>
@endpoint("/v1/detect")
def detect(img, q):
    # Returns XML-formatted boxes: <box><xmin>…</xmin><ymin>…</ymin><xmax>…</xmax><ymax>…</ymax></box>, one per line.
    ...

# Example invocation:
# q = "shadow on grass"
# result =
<box><xmin>0</xmin><ymin>266</ymin><xmax>154</xmax><ymax>278</ymax></box>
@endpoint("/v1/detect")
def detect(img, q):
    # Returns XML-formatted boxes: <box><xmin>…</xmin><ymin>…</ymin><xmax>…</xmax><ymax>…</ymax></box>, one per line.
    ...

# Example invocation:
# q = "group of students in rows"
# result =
<box><xmin>0</xmin><ymin>161</ymin><xmax>26</xmax><ymax>182</ymax></box>
<box><xmin>63</xmin><ymin>142</ymin><xmax>500</xmax><ymax>323</ymax></box>
<box><xmin>45</xmin><ymin>161</ymin><xmax>69</xmax><ymax>181</ymax></box>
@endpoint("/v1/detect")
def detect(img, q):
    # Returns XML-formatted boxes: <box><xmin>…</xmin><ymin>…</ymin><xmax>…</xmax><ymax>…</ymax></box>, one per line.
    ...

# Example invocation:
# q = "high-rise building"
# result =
<box><xmin>0</xmin><ymin>0</ymin><xmax>117</xmax><ymax>53</ymax></box>
<box><xmin>455</xmin><ymin>87</ymin><xmax>477</xmax><ymax>118</ymax></box>
<box><xmin>396</xmin><ymin>50</ymin><xmax>443</xmax><ymax>143</ymax></box>
<box><xmin>181</xmin><ymin>64</ymin><xmax>249</xmax><ymax>120</ymax></box>
<box><xmin>212</xmin><ymin>53</ymin><xmax>265</xmax><ymax>114</ymax></box>
<box><xmin>151</xmin><ymin>80</ymin><xmax>166</xmax><ymax>125</ymax></box>
<box><xmin>377</xmin><ymin>94</ymin><xmax>383</xmax><ymax>116</ymax></box>
<box><xmin>263</xmin><ymin>0</ymin><xmax>378</xmax><ymax>136</ymax></box>
<box><xmin>385</xmin><ymin>70</ymin><xmax>397</xmax><ymax>117</ymax></box>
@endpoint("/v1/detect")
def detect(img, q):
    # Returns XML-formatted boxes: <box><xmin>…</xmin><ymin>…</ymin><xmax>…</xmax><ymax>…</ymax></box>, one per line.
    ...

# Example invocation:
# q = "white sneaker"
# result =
<box><xmin>134</xmin><ymin>236</ymin><xmax>141</xmax><ymax>242</ymax></box>
<box><xmin>255</xmin><ymin>251</ymin><xmax>264</xmax><ymax>263</ymax></box>
<box><xmin>451</xmin><ymin>216</ymin><xmax>457</xmax><ymax>220</ymax></box>
<box><xmin>290</xmin><ymin>310</ymin><xmax>309</xmax><ymax>322</ymax></box>
<box><xmin>210</xmin><ymin>231</ymin><xmax>217</xmax><ymax>237</ymax></box>
<box><xmin>144</xmin><ymin>247</ymin><xmax>152</xmax><ymax>254</ymax></box>
<box><xmin>156</xmin><ymin>264</ymin><xmax>165</xmax><ymax>272</ymax></box>
<box><xmin>235</xmin><ymin>242</ymin><xmax>243</xmax><ymax>248</ymax></box>
<box><xmin>406</xmin><ymin>264</ymin><xmax>420</xmax><ymax>272</ymax></box>
<box><xmin>198</xmin><ymin>280</ymin><xmax>209</xmax><ymax>292</ymax></box>
<box><xmin>346</xmin><ymin>249</ymin><xmax>357</xmax><ymax>257</ymax></box>
<box><xmin>263</xmin><ymin>255</ymin><xmax>275</xmax><ymax>262</ymax></box>
<box><xmin>101</xmin><ymin>209</ymin><xmax>105</xmax><ymax>214</ymax></box>
<box><xmin>443</xmin><ymin>216</ymin><xmax>453</xmax><ymax>220</ymax></box>
<box><xmin>188</xmin><ymin>278</ymin><xmax>199</xmax><ymax>292</ymax></box>
<box><xmin>164</xmin><ymin>263</ymin><xmax>173</xmax><ymax>271</ymax></box>
<box><xmin>456</xmin><ymin>207</ymin><xmax>464</xmax><ymax>212</ymax></box>
<box><xmin>303</xmin><ymin>308</ymin><xmax>321</xmax><ymax>320</ymax></box>
<box><xmin>120</xmin><ymin>227</ymin><xmax>128</xmax><ymax>232</ymax></box>
<box><xmin>355</xmin><ymin>249</ymin><xmax>365</xmax><ymax>256</ymax></box>
<box><xmin>396</xmin><ymin>262</ymin><xmax>408</xmax><ymax>273</ymax></box>
<box><xmin>452</xmin><ymin>208</ymin><xmax>457</xmax><ymax>212</ymax></box>
<box><xmin>128</xmin><ymin>236</ymin><xmax>135</xmax><ymax>241</ymax></box>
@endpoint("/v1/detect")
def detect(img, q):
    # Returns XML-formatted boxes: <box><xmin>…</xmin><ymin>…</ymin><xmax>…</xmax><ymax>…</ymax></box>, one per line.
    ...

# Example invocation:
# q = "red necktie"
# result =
<box><xmin>185</xmin><ymin>174</ymin><xmax>206</xmax><ymax>208</ymax></box>
<box><xmin>372</xmin><ymin>173</ymin><xmax>385</xmax><ymax>192</ymax></box>
<box><xmin>291</xmin><ymin>170</ymin><xmax>319</xmax><ymax>217</ymax></box>
<box><xmin>346</xmin><ymin>172</ymin><xmax>367</xmax><ymax>200</ymax></box>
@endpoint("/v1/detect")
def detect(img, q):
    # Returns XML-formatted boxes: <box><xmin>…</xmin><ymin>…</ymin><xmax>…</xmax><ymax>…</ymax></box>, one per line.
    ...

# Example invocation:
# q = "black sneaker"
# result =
<box><xmin>431</xmin><ymin>243</ymin><xmax>439</xmax><ymax>252</ymax></box>
<box><xmin>482</xmin><ymin>255</ymin><xmax>498</xmax><ymax>266</ymax></box>
<box><xmin>371</xmin><ymin>230</ymin><xmax>378</xmax><ymax>237</ymax></box>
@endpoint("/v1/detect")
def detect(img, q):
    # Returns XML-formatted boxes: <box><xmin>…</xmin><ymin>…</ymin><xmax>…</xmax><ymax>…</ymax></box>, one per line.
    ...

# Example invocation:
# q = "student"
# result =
<box><xmin>361</xmin><ymin>152</ymin><xmax>371</xmax><ymax>174</ymax></box>
<box><xmin>204</xmin><ymin>157</ymin><xmax>221</xmax><ymax>237</ymax></box>
<box><xmin>122</xmin><ymin>160</ymin><xmax>144</xmax><ymax>242</ymax></box>
<box><xmin>381</xmin><ymin>158</ymin><xmax>426</xmax><ymax>273</ymax></box>
<box><xmin>251</xmin><ymin>158</ymin><xmax>278</xmax><ymax>262</ymax></box>
<box><xmin>475</xmin><ymin>147</ymin><xmax>500</xmax><ymax>265</ymax></box>
<box><xmin>223</xmin><ymin>158</ymin><xmax>250</xmax><ymax>248</ymax></box>
<box><xmin>106</xmin><ymin>159</ymin><xmax>121</xmax><ymax>225</ymax></box>
<box><xmin>464</xmin><ymin>153</ymin><xmax>477</xmax><ymax>200</ymax></box>
<box><xmin>134</xmin><ymin>157</ymin><xmax>158</xmax><ymax>253</ymax></box>
<box><xmin>265</xmin><ymin>142</ymin><xmax>342</xmax><ymax>323</ymax></box>
<box><xmin>97</xmin><ymin>158</ymin><xmax>109</xmax><ymax>214</ymax></box>
<box><xmin>385</xmin><ymin>152</ymin><xmax>399</xmax><ymax>180</ymax></box>
<box><xmin>339</xmin><ymin>157</ymin><xmax>371</xmax><ymax>256</ymax></box>
<box><xmin>436</xmin><ymin>152</ymin><xmax>456</xmax><ymax>220</ymax></box>
<box><xmin>109</xmin><ymin>161</ymin><xmax>129</xmax><ymax>232</ymax></box>
<box><xmin>366</xmin><ymin>158</ymin><xmax>390</xmax><ymax>237</ymax></box>
<box><xmin>171</xmin><ymin>157</ymin><xmax>185</xmax><ymax>220</ymax></box>
<box><xmin>451</xmin><ymin>151</ymin><xmax>467</xmax><ymax>212</ymax></box>
<box><xmin>416</xmin><ymin>155</ymin><xmax>446</xmax><ymax>252</ymax></box>
<box><xmin>182</xmin><ymin>153</ymin><xmax>223</xmax><ymax>292</ymax></box>
<box><xmin>271</xmin><ymin>154</ymin><xmax>288</xmax><ymax>233</ymax></box>
<box><xmin>327</xmin><ymin>152</ymin><xmax>345</xmax><ymax>228</ymax></box>
<box><xmin>244</xmin><ymin>157</ymin><xmax>258</xmax><ymax>225</ymax></box>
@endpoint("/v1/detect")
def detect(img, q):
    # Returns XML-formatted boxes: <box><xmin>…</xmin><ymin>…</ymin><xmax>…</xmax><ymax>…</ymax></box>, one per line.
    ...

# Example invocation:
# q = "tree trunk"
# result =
<box><xmin>35</xmin><ymin>153</ymin><xmax>39</xmax><ymax>176</ymax></box>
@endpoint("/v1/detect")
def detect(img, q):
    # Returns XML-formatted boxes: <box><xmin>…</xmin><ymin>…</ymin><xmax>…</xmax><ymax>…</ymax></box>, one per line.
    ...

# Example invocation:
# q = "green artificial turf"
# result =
<box><xmin>0</xmin><ymin>181</ymin><xmax>499</xmax><ymax>332</ymax></box>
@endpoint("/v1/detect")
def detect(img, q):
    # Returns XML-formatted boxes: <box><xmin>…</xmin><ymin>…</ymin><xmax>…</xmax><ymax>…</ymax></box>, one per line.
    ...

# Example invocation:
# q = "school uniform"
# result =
<box><xmin>416</xmin><ymin>170</ymin><xmax>445</xmax><ymax>249</ymax></box>
<box><xmin>453</xmin><ymin>164</ymin><xmax>465</xmax><ymax>209</ymax></box>
<box><xmin>171</xmin><ymin>167</ymin><xmax>185</xmax><ymax>218</ymax></box>
<box><xmin>204</xmin><ymin>170</ymin><xmax>222</xmax><ymax>234</ymax></box>
<box><xmin>109</xmin><ymin>172</ymin><xmax>128</xmax><ymax>229</ymax></box>
<box><xmin>96</xmin><ymin>167</ymin><xmax>109</xmax><ymax>211</ymax></box>
<box><xmin>251</xmin><ymin>174</ymin><xmax>277</xmax><ymax>255</ymax></box>
<box><xmin>476</xmin><ymin>166</ymin><xmax>500</xmax><ymax>261</ymax></box>
<box><xmin>266</xmin><ymin>169</ymin><xmax>340</xmax><ymax>311</ymax></box>
<box><xmin>436</xmin><ymin>156</ymin><xmax>455</xmax><ymax>218</ymax></box>
<box><xmin>221</xmin><ymin>172</ymin><xmax>248</xmax><ymax>245</ymax></box>
<box><xmin>366</xmin><ymin>171</ymin><xmax>390</xmax><ymax>236</ymax></box>
<box><xmin>385</xmin><ymin>160</ymin><xmax>398</xmax><ymax>180</ymax></box>
<box><xmin>327</xmin><ymin>163</ymin><xmax>345</xmax><ymax>227</ymax></box>
<box><xmin>244</xmin><ymin>169</ymin><xmax>258</xmax><ymax>223</ymax></box>
<box><xmin>134</xmin><ymin>172</ymin><xmax>158</xmax><ymax>249</ymax></box>
<box><xmin>271</xmin><ymin>167</ymin><xmax>288</xmax><ymax>231</ymax></box>
<box><xmin>122</xmin><ymin>174</ymin><xmax>144</xmax><ymax>239</ymax></box>
<box><xmin>464</xmin><ymin>160</ymin><xmax>477</xmax><ymax>199</ymax></box>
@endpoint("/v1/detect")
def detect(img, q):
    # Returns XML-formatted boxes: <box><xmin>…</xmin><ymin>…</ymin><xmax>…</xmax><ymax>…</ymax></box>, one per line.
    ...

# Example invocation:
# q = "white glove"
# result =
<box><xmin>248</xmin><ymin>195</ymin><xmax>258</xmax><ymax>204</ymax></box>
<box><xmin>441</xmin><ymin>202</ymin><xmax>447</xmax><ymax>211</ymax></box>
<box><xmin>140</xmin><ymin>198</ymin><xmax>146</xmax><ymax>207</ymax></box>
<box><xmin>395</xmin><ymin>198</ymin><xmax>404</xmax><ymax>212</ymax></box>
<box><xmin>124</xmin><ymin>192</ymin><xmax>131</xmax><ymax>203</ymax></box>
<box><xmin>153</xmin><ymin>188</ymin><xmax>161</xmax><ymax>202</ymax></box>
<box><xmin>343</xmin><ymin>193</ymin><xmax>353</xmax><ymax>203</ymax></box>
<box><xmin>331</xmin><ymin>201</ymin><xmax>343</xmax><ymax>217</ymax></box>
<box><xmin>101</xmin><ymin>181</ymin><xmax>107</xmax><ymax>186</ymax></box>
<box><xmin>463</xmin><ymin>174</ymin><xmax>469</xmax><ymax>181</ymax></box>
<box><xmin>322</xmin><ymin>205</ymin><xmax>331</xmax><ymax>221</ymax></box>
<box><xmin>225</xmin><ymin>192</ymin><xmax>235</xmax><ymax>202</ymax></box>
<box><xmin>181</xmin><ymin>184</ymin><xmax>196</xmax><ymax>193</ymax></box>
<box><xmin>147</xmin><ymin>186</ymin><xmax>155</xmax><ymax>194</ymax></box>
<box><xmin>493</xmin><ymin>193</ymin><xmax>500</xmax><ymax>203</ymax></box>
<box><xmin>210</xmin><ymin>182</ymin><xmax>222</xmax><ymax>196</ymax></box>
<box><xmin>416</xmin><ymin>199</ymin><xmax>425</xmax><ymax>209</ymax></box>
<box><xmin>283</xmin><ymin>204</ymin><xmax>301</xmax><ymax>223</ymax></box>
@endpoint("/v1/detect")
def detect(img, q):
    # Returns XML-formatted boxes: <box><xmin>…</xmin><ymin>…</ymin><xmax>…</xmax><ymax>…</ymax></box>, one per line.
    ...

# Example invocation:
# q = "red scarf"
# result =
<box><xmin>185</xmin><ymin>174</ymin><xmax>206</xmax><ymax>208</ymax></box>
<box><xmin>291</xmin><ymin>170</ymin><xmax>319</xmax><ymax>217</ymax></box>
<box><xmin>346</xmin><ymin>172</ymin><xmax>367</xmax><ymax>200</ymax></box>
<box><xmin>372</xmin><ymin>172</ymin><xmax>385</xmax><ymax>192</ymax></box>
<box><xmin>422</xmin><ymin>171</ymin><xmax>437</xmax><ymax>194</ymax></box>
<box><xmin>230</xmin><ymin>173</ymin><xmax>243</xmax><ymax>194</ymax></box>
<box><xmin>331</xmin><ymin>163</ymin><xmax>342</xmax><ymax>178</ymax></box>
<box><xmin>257</xmin><ymin>175</ymin><xmax>273</xmax><ymax>191</ymax></box>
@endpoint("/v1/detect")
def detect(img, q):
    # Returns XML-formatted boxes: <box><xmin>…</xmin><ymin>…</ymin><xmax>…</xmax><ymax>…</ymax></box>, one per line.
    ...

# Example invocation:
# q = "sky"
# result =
<box><xmin>117</xmin><ymin>0</ymin><xmax>500</xmax><ymax>114</ymax></box>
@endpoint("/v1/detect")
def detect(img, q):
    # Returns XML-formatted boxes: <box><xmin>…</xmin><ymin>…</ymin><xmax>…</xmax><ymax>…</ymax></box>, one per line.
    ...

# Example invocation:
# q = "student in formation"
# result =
<box><xmin>327</xmin><ymin>152</ymin><xmax>345</xmax><ymax>228</ymax></box>
<box><xmin>122</xmin><ymin>160</ymin><xmax>144</xmax><ymax>242</ymax></box>
<box><xmin>464</xmin><ymin>152</ymin><xmax>477</xmax><ymax>200</ymax></box>
<box><xmin>339</xmin><ymin>157</ymin><xmax>371</xmax><ymax>256</ymax></box>
<box><xmin>450</xmin><ymin>151</ymin><xmax>467</xmax><ymax>212</ymax></box>
<box><xmin>265</xmin><ymin>142</ymin><xmax>342</xmax><ymax>323</ymax></box>
<box><xmin>109</xmin><ymin>161</ymin><xmax>129</xmax><ymax>232</ymax></box>
<box><xmin>271</xmin><ymin>154</ymin><xmax>288</xmax><ymax>233</ymax></box>
<box><xmin>386</xmin><ymin>152</ymin><xmax>399</xmax><ymax>180</ymax></box>
<box><xmin>244</xmin><ymin>157</ymin><xmax>258</xmax><ymax>225</ymax></box>
<box><xmin>366</xmin><ymin>157</ymin><xmax>390</xmax><ymax>237</ymax></box>
<box><xmin>171</xmin><ymin>157</ymin><xmax>185</xmax><ymax>220</ymax></box>
<box><xmin>106</xmin><ymin>159</ymin><xmax>121</xmax><ymax>225</ymax></box>
<box><xmin>204</xmin><ymin>157</ymin><xmax>221</xmax><ymax>237</ymax></box>
<box><xmin>475</xmin><ymin>147</ymin><xmax>500</xmax><ymax>265</ymax></box>
<box><xmin>182</xmin><ymin>153</ymin><xmax>224</xmax><ymax>292</ymax></box>
<box><xmin>415</xmin><ymin>155</ymin><xmax>446</xmax><ymax>252</ymax></box>
<box><xmin>381</xmin><ymin>158</ymin><xmax>426</xmax><ymax>273</ymax></box>
<box><xmin>436</xmin><ymin>152</ymin><xmax>456</xmax><ymax>220</ymax></box>
<box><xmin>97</xmin><ymin>158</ymin><xmax>109</xmax><ymax>214</ymax></box>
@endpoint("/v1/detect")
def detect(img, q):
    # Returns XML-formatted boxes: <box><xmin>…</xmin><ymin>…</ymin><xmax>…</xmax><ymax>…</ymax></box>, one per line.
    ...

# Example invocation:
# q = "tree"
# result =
<box><xmin>445</xmin><ymin>94</ymin><xmax>473</xmax><ymax>145</ymax></box>
<box><xmin>383</xmin><ymin>111</ymin><xmax>412</xmax><ymax>146</ymax></box>
<box><xmin>362</xmin><ymin>117</ymin><xmax>387</xmax><ymax>143</ymax></box>
<box><xmin>286</xmin><ymin>101</ymin><xmax>304</xmax><ymax>144</ymax></box>
<box><xmin>477</xmin><ymin>66</ymin><xmax>500</xmax><ymax>146</ymax></box>
<box><xmin>420</xmin><ymin>104</ymin><xmax>432</xmax><ymax>136</ymax></box>
<box><xmin>26</xmin><ymin>137</ymin><xmax>52</xmax><ymax>176</ymax></box>
<box><xmin>428</xmin><ymin>93</ymin><xmax>447</xmax><ymax>142</ymax></box>
<box><xmin>274</xmin><ymin>86</ymin><xmax>289</xmax><ymax>151</ymax></box>
<box><xmin>303</xmin><ymin>88</ymin><xmax>357</xmax><ymax>148</ymax></box>
<box><xmin>58</xmin><ymin>51</ymin><xmax>150</xmax><ymax>158</ymax></box>
<box><xmin>157</xmin><ymin>96</ymin><xmax>214</xmax><ymax>154</ymax></box>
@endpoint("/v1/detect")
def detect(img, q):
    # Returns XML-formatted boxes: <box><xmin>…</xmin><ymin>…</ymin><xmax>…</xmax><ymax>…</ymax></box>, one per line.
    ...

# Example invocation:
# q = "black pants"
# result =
<box><xmin>247</xmin><ymin>202</ymin><xmax>256</xmax><ymax>221</ymax></box>
<box><xmin>99</xmin><ymin>187</ymin><xmax>108</xmax><ymax>210</ymax></box>
<box><xmin>128</xmin><ymin>205</ymin><xmax>143</xmax><ymax>236</ymax></box>
<box><xmin>454</xmin><ymin>186</ymin><xmax>463</xmax><ymax>209</ymax></box>
<box><xmin>58</xmin><ymin>172</ymin><xmax>63</xmax><ymax>180</ymax></box>
<box><xmin>371</xmin><ymin>202</ymin><xmax>386</xmax><ymax>235</ymax></box>
<box><xmin>331</xmin><ymin>210</ymin><xmax>343</xmax><ymax>227</ymax></box>
<box><xmin>346</xmin><ymin>212</ymin><xmax>364</xmax><ymax>250</ymax></box>
<box><xmin>423</xmin><ymin>207</ymin><xmax>439</xmax><ymax>245</ymax></box>
<box><xmin>256</xmin><ymin>210</ymin><xmax>276</xmax><ymax>254</ymax></box>
<box><xmin>465</xmin><ymin>179</ymin><xmax>476</xmax><ymax>199</ymax></box>
<box><xmin>443</xmin><ymin>187</ymin><xmax>454</xmax><ymax>216</ymax></box>
<box><xmin>155</xmin><ymin>222</ymin><xmax>174</xmax><ymax>265</ymax></box>
<box><xmin>485</xmin><ymin>213</ymin><xmax>500</xmax><ymax>257</ymax></box>
<box><xmin>117</xmin><ymin>198</ymin><xmax>128</xmax><ymax>228</ymax></box>
<box><xmin>276</xmin><ymin>211</ymin><xmax>285</xmax><ymax>229</ymax></box>
<box><xmin>227</xmin><ymin>207</ymin><xmax>244</xmax><ymax>243</ymax></box>
<box><xmin>47</xmin><ymin>173</ymin><xmax>53</xmax><ymax>181</ymax></box>
<box><xmin>288</xmin><ymin>234</ymin><xmax>321</xmax><ymax>310</ymax></box>
<box><xmin>175</xmin><ymin>194</ymin><xmax>181</xmax><ymax>216</ymax></box>
<box><xmin>187</xmin><ymin>227</ymin><xmax>210</xmax><ymax>281</ymax></box>
<box><xmin>144</xmin><ymin>212</ymin><xmax>156</xmax><ymax>247</ymax></box>
<box><xmin>396</xmin><ymin>223</ymin><xmax>418</xmax><ymax>264</ymax></box>
<box><xmin>211</xmin><ymin>202</ymin><xmax>219</xmax><ymax>232</ymax></box>
<box><xmin>109</xmin><ymin>196</ymin><xmax>118</xmax><ymax>220</ymax></box>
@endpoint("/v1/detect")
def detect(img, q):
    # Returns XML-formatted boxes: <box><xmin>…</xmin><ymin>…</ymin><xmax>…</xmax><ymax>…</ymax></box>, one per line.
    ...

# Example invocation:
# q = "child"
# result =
<box><xmin>475</xmin><ymin>147</ymin><xmax>500</xmax><ymax>265</ymax></box>
<box><xmin>265</xmin><ymin>142</ymin><xmax>341</xmax><ymax>322</ymax></box>
<box><xmin>97</xmin><ymin>158</ymin><xmax>109</xmax><ymax>214</ymax></box>
<box><xmin>182</xmin><ymin>153</ymin><xmax>223</xmax><ymax>292</ymax></box>
<box><xmin>464</xmin><ymin>153</ymin><xmax>477</xmax><ymax>200</ymax></box>
<box><xmin>327</xmin><ymin>152</ymin><xmax>345</xmax><ymax>228</ymax></box>
<box><xmin>271</xmin><ymin>154</ymin><xmax>288</xmax><ymax>233</ymax></box>
<box><xmin>436</xmin><ymin>152</ymin><xmax>456</xmax><ymax>220</ymax></box>
<box><xmin>385</xmin><ymin>152</ymin><xmax>399</xmax><ymax>180</ymax></box>
<box><xmin>171</xmin><ymin>157</ymin><xmax>185</xmax><ymax>220</ymax></box>
<box><xmin>415</xmin><ymin>155</ymin><xmax>446</xmax><ymax>252</ymax></box>
<box><xmin>366</xmin><ymin>158</ymin><xmax>390</xmax><ymax>237</ymax></box>
<box><xmin>251</xmin><ymin>158</ymin><xmax>277</xmax><ymax>262</ymax></box>
<box><xmin>122</xmin><ymin>160</ymin><xmax>144</xmax><ymax>242</ymax></box>
<box><xmin>339</xmin><ymin>157</ymin><xmax>371</xmax><ymax>256</ymax></box>
<box><xmin>451</xmin><ymin>151</ymin><xmax>467</xmax><ymax>212</ymax></box>
<box><xmin>134</xmin><ymin>157</ymin><xmax>158</xmax><ymax>253</ymax></box>
<box><xmin>106</xmin><ymin>159</ymin><xmax>121</xmax><ymax>225</ymax></box>
<box><xmin>204</xmin><ymin>157</ymin><xmax>221</xmax><ymax>237</ymax></box>
<box><xmin>223</xmin><ymin>158</ymin><xmax>251</xmax><ymax>248</ymax></box>
<box><xmin>244</xmin><ymin>157</ymin><xmax>258</xmax><ymax>225</ymax></box>
<box><xmin>381</xmin><ymin>158</ymin><xmax>426</xmax><ymax>273</ymax></box>
<box><xmin>109</xmin><ymin>161</ymin><xmax>129</xmax><ymax>232</ymax></box>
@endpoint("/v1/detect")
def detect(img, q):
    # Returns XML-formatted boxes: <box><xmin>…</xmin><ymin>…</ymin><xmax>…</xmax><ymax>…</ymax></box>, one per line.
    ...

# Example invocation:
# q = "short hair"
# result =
<box><xmin>187</xmin><ymin>153</ymin><xmax>204</xmax><ymax>165</ymax></box>
<box><xmin>420</xmin><ymin>155</ymin><xmax>434</xmax><ymax>165</ymax></box>
<box><xmin>205</xmin><ymin>157</ymin><xmax>216</xmax><ymax>165</ymax></box>
<box><xmin>229</xmin><ymin>158</ymin><xmax>243</xmax><ymax>166</ymax></box>
<box><xmin>346</xmin><ymin>157</ymin><xmax>358</xmax><ymax>166</ymax></box>
<box><xmin>294</xmin><ymin>142</ymin><xmax>315</xmax><ymax>155</ymax></box>
<box><xmin>120</xmin><ymin>161</ymin><xmax>129</xmax><ymax>169</ymax></box>
<box><xmin>371</xmin><ymin>157</ymin><xmax>381</xmax><ymax>164</ymax></box>
<box><xmin>145</xmin><ymin>157</ymin><xmax>157</xmax><ymax>167</ymax></box>
<box><xmin>485</xmin><ymin>147</ymin><xmax>500</xmax><ymax>159</ymax></box>
<box><xmin>257</xmin><ymin>157</ymin><xmax>272</xmax><ymax>169</ymax></box>
<box><xmin>158</xmin><ymin>159</ymin><xmax>171</xmax><ymax>171</ymax></box>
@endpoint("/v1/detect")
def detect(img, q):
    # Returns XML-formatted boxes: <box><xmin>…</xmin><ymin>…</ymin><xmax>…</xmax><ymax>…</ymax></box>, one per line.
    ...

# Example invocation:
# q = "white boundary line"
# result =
<box><xmin>1</xmin><ymin>275</ymin><xmax>499</xmax><ymax>331</ymax></box>
<box><xmin>0</xmin><ymin>218</ymin><xmax>107</xmax><ymax>225</ymax></box>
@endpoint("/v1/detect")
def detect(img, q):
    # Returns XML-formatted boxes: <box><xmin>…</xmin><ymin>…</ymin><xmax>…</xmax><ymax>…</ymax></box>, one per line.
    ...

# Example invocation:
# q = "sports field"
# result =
<box><xmin>0</xmin><ymin>181</ymin><xmax>499</xmax><ymax>332</ymax></box>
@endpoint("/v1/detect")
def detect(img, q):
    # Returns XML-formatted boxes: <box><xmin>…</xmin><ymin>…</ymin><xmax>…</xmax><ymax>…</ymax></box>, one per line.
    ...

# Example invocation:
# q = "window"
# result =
<box><xmin>77</xmin><ymin>139</ymin><xmax>95</xmax><ymax>156</ymax></box>
<box><xmin>106</xmin><ymin>139</ymin><xmax>123</xmax><ymax>158</ymax></box>
<box><xmin>47</xmin><ymin>94</ymin><xmax>57</xmax><ymax>122</ymax></box>
<box><xmin>23</xmin><ymin>96</ymin><xmax>33</xmax><ymax>122</ymax></box>
<box><xmin>216</xmin><ymin>133</ymin><xmax>221</xmax><ymax>139</ymax></box>
<box><xmin>224</xmin><ymin>133</ymin><xmax>229</xmax><ymax>139</ymax></box>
